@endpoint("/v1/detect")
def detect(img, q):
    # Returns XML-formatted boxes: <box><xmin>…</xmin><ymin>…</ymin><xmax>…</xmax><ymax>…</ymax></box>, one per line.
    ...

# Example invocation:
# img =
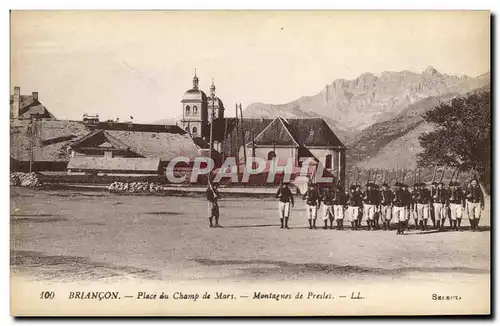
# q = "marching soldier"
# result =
<box><xmin>380</xmin><ymin>183</ymin><xmax>394</xmax><ymax>231</ymax></box>
<box><xmin>449</xmin><ymin>181</ymin><xmax>465</xmax><ymax>231</ymax></box>
<box><xmin>321</xmin><ymin>185</ymin><xmax>335</xmax><ymax>229</ymax></box>
<box><xmin>355</xmin><ymin>184</ymin><xmax>364</xmax><ymax>229</ymax></box>
<box><xmin>429</xmin><ymin>182</ymin><xmax>438</xmax><ymax>228</ymax></box>
<box><xmin>303</xmin><ymin>183</ymin><xmax>321</xmax><ymax>229</ymax></box>
<box><xmin>415</xmin><ymin>182</ymin><xmax>432</xmax><ymax>231</ymax></box>
<box><xmin>402</xmin><ymin>183</ymin><xmax>412</xmax><ymax>231</ymax></box>
<box><xmin>333</xmin><ymin>185</ymin><xmax>346</xmax><ymax>230</ymax></box>
<box><xmin>347</xmin><ymin>184</ymin><xmax>363</xmax><ymax>231</ymax></box>
<box><xmin>432</xmin><ymin>182</ymin><xmax>449</xmax><ymax>231</ymax></box>
<box><xmin>409</xmin><ymin>183</ymin><xmax>419</xmax><ymax>230</ymax></box>
<box><xmin>373</xmin><ymin>184</ymin><xmax>381</xmax><ymax>229</ymax></box>
<box><xmin>393</xmin><ymin>182</ymin><xmax>406</xmax><ymax>235</ymax></box>
<box><xmin>206</xmin><ymin>180</ymin><xmax>221</xmax><ymax>228</ymax></box>
<box><xmin>465</xmin><ymin>178</ymin><xmax>485</xmax><ymax>232</ymax></box>
<box><xmin>275</xmin><ymin>181</ymin><xmax>294</xmax><ymax>229</ymax></box>
<box><xmin>363</xmin><ymin>182</ymin><xmax>378</xmax><ymax>231</ymax></box>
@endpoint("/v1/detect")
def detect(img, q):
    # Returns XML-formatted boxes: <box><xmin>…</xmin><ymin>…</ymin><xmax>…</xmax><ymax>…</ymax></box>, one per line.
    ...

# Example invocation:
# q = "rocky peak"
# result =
<box><xmin>422</xmin><ymin>65</ymin><xmax>441</xmax><ymax>77</ymax></box>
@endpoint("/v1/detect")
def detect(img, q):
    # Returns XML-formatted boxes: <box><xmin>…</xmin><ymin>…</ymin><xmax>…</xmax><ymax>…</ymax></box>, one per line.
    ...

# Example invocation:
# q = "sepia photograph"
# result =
<box><xmin>9</xmin><ymin>10</ymin><xmax>491</xmax><ymax>316</ymax></box>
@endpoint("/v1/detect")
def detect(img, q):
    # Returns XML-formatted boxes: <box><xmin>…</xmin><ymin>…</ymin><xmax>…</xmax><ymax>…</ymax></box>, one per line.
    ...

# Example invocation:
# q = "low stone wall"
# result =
<box><xmin>108</xmin><ymin>181</ymin><xmax>163</xmax><ymax>193</ymax></box>
<box><xmin>10</xmin><ymin>172</ymin><xmax>42</xmax><ymax>187</ymax></box>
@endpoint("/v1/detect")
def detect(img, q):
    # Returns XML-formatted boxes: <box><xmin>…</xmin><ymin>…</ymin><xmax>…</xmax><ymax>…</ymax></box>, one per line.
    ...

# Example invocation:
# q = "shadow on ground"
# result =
<box><xmin>11</xmin><ymin>250</ymin><xmax>159</xmax><ymax>282</ymax></box>
<box><xmin>11</xmin><ymin>215</ymin><xmax>67</xmax><ymax>224</ymax></box>
<box><xmin>193</xmin><ymin>258</ymin><xmax>490</xmax><ymax>278</ymax></box>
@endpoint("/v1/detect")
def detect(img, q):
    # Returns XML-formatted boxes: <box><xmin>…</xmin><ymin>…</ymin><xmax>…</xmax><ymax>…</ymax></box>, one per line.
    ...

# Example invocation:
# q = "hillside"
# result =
<box><xmin>346</xmin><ymin>92</ymin><xmax>458</xmax><ymax>164</ymax></box>
<box><xmin>353</xmin><ymin>84</ymin><xmax>491</xmax><ymax>168</ymax></box>
<box><xmin>244</xmin><ymin>67</ymin><xmax>490</xmax><ymax>136</ymax></box>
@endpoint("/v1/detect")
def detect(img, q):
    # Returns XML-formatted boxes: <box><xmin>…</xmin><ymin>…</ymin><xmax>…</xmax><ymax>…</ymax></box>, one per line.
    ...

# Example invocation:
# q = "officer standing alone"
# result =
<box><xmin>276</xmin><ymin>181</ymin><xmax>294</xmax><ymax>229</ymax></box>
<box><xmin>206</xmin><ymin>180</ymin><xmax>222</xmax><ymax>228</ymax></box>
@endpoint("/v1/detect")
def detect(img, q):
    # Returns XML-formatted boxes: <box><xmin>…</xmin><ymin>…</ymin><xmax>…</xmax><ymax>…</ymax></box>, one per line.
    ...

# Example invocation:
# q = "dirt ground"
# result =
<box><xmin>10</xmin><ymin>187</ymin><xmax>490</xmax><ymax>285</ymax></box>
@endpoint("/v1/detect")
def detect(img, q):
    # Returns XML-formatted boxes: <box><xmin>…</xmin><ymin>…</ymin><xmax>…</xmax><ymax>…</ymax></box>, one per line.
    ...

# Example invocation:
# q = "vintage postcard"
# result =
<box><xmin>10</xmin><ymin>10</ymin><xmax>491</xmax><ymax>316</ymax></box>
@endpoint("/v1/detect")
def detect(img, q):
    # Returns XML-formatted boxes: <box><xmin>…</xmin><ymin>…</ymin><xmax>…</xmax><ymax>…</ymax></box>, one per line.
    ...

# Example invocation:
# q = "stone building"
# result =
<box><xmin>10</xmin><ymin>86</ymin><xmax>55</xmax><ymax>120</ymax></box>
<box><xmin>178</xmin><ymin>73</ymin><xmax>347</xmax><ymax>186</ymax></box>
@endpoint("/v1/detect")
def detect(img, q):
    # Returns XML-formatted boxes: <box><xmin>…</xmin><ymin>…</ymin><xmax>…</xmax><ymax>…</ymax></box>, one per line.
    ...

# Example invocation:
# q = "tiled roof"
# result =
<box><xmin>10</xmin><ymin>120</ymin><xmax>90</xmax><ymax>162</ymax></box>
<box><xmin>285</xmin><ymin>118</ymin><xmax>346</xmax><ymax>148</ymax></box>
<box><xmin>105</xmin><ymin>130</ymin><xmax>202</xmax><ymax>161</ymax></box>
<box><xmin>11</xmin><ymin>120</ymin><xmax>209</xmax><ymax>163</ymax></box>
<box><xmin>209</xmin><ymin>117</ymin><xmax>346</xmax><ymax>149</ymax></box>
<box><xmin>252</xmin><ymin>117</ymin><xmax>299</xmax><ymax>146</ymax></box>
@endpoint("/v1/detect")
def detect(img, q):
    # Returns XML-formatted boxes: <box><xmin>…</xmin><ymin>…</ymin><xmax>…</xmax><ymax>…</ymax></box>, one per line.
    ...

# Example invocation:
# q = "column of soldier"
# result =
<box><xmin>279</xmin><ymin>167</ymin><xmax>485</xmax><ymax>234</ymax></box>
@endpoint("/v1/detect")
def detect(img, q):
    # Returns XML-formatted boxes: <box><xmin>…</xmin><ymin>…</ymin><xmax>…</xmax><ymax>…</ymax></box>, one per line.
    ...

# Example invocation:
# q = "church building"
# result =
<box><xmin>179</xmin><ymin>72</ymin><xmax>347</xmax><ymax>186</ymax></box>
<box><xmin>180</xmin><ymin>72</ymin><xmax>224</xmax><ymax>139</ymax></box>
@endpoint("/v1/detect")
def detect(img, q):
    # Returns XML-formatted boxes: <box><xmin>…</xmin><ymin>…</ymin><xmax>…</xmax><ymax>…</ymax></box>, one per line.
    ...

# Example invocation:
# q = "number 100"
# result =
<box><xmin>40</xmin><ymin>291</ymin><xmax>55</xmax><ymax>299</ymax></box>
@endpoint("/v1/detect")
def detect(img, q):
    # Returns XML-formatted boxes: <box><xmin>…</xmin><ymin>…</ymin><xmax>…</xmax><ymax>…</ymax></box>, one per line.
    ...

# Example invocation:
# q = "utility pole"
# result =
<box><xmin>29</xmin><ymin>114</ymin><xmax>37</xmax><ymax>173</ymax></box>
<box><xmin>235</xmin><ymin>104</ymin><xmax>240</xmax><ymax>178</ymax></box>
<box><xmin>239</xmin><ymin>103</ymin><xmax>247</xmax><ymax>165</ymax></box>
<box><xmin>222</xmin><ymin>115</ymin><xmax>228</xmax><ymax>161</ymax></box>
<box><xmin>209</xmin><ymin>91</ymin><xmax>216</xmax><ymax>182</ymax></box>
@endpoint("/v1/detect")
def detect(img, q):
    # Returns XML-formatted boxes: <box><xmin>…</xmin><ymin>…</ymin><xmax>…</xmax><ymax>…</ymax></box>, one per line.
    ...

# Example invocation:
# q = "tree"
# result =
<box><xmin>417</xmin><ymin>90</ymin><xmax>491</xmax><ymax>190</ymax></box>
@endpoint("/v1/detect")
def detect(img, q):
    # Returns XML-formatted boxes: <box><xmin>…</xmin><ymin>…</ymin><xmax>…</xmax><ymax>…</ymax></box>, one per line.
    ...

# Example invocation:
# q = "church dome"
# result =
<box><xmin>182</xmin><ymin>89</ymin><xmax>207</xmax><ymax>102</ymax></box>
<box><xmin>182</xmin><ymin>71</ymin><xmax>207</xmax><ymax>102</ymax></box>
<box><xmin>207</xmin><ymin>96</ymin><xmax>224</xmax><ymax>109</ymax></box>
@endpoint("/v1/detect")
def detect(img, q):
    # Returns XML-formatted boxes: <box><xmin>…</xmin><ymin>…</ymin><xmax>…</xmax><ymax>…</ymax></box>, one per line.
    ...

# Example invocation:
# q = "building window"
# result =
<box><xmin>267</xmin><ymin>151</ymin><xmax>276</xmax><ymax>160</ymax></box>
<box><xmin>192</xmin><ymin>126</ymin><xmax>198</xmax><ymax>135</ymax></box>
<box><xmin>185</xmin><ymin>126</ymin><xmax>189</xmax><ymax>132</ymax></box>
<box><xmin>193</xmin><ymin>105</ymin><xmax>198</xmax><ymax>114</ymax></box>
<box><xmin>325</xmin><ymin>154</ymin><xmax>332</xmax><ymax>169</ymax></box>
<box><xmin>185</xmin><ymin>105</ymin><xmax>191</xmax><ymax>115</ymax></box>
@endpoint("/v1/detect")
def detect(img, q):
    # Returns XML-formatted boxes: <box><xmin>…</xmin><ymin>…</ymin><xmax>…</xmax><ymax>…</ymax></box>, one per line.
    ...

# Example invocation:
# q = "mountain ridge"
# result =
<box><xmin>244</xmin><ymin>68</ymin><xmax>490</xmax><ymax>133</ymax></box>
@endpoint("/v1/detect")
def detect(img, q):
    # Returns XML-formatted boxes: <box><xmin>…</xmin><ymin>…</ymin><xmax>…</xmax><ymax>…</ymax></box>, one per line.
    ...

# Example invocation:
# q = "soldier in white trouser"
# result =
<box><xmin>333</xmin><ymin>185</ymin><xmax>347</xmax><ymax>230</ymax></box>
<box><xmin>379</xmin><ymin>183</ymin><xmax>394</xmax><ymax>231</ymax></box>
<box><xmin>302</xmin><ymin>184</ymin><xmax>320</xmax><ymax>230</ymax></box>
<box><xmin>414</xmin><ymin>182</ymin><xmax>431</xmax><ymax>231</ymax></box>
<box><xmin>392</xmin><ymin>182</ymin><xmax>406</xmax><ymax>235</ymax></box>
<box><xmin>432</xmin><ymin>182</ymin><xmax>449</xmax><ymax>231</ymax></box>
<box><xmin>320</xmin><ymin>186</ymin><xmax>335</xmax><ymax>229</ymax></box>
<box><xmin>362</xmin><ymin>182</ymin><xmax>378</xmax><ymax>231</ymax></box>
<box><xmin>448</xmin><ymin>182</ymin><xmax>465</xmax><ymax>231</ymax></box>
<box><xmin>465</xmin><ymin>179</ymin><xmax>484</xmax><ymax>232</ymax></box>
<box><xmin>347</xmin><ymin>185</ymin><xmax>362</xmax><ymax>231</ymax></box>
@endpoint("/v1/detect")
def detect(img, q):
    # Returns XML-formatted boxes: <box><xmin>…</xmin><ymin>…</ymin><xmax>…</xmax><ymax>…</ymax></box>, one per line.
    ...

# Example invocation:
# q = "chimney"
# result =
<box><xmin>32</xmin><ymin>91</ymin><xmax>39</xmax><ymax>102</ymax></box>
<box><xmin>12</xmin><ymin>86</ymin><xmax>20</xmax><ymax>119</ymax></box>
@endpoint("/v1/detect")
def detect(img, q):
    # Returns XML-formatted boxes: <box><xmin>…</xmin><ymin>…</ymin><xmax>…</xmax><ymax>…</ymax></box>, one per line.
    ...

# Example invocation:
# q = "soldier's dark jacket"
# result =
<box><xmin>380</xmin><ymin>189</ymin><xmax>394</xmax><ymax>206</ymax></box>
<box><xmin>348</xmin><ymin>191</ymin><xmax>363</xmax><ymax>207</ymax></box>
<box><xmin>432</xmin><ymin>188</ymin><xmax>449</xmax><ymax>204</ymax></box>
<box><xmin>402</xmin><ymin>188</ymin><xmax>413</xmax><ymax>207</ymax></box>
<box><xmin>415</xmin><ymin>188</ymin><xmax>431</xmax><ymax>204</ymax></box>
<box><xmin>276</xmin><ymin>186</ymin><xmax>294</xmax><ymax>203</ymax></box>
<box><xmin>321</xmin><ymin>189</ymin><xmax>336</xmax><ymax>206</ymax></box>
<box><xmin>373</xmin><ymin>187</ymin><xmax>381</xmax><ymax>205</ymax></box>
<box><xmin>449</xmin><ymin>188</ymin><xmax>465</xmax><ymax>206</ymax></box>
<box><xmin>206</xmin><ymin>187</ymin><xmax>220</xmax><ymax>203</ymax></box>
<box><xmin>334</xmin><ymin>188</ymin><xmax>347</xmax><ymax>206</ymax></box>
<box><xmin>303</xmin><ymin>188</ymin><xmax>320</xmax><ymax>206</ymax></box>
<box><xmin>393</xmin><ymin>189</ymin><xmax>406</xmax><ymax>207</ymax></box>
<box><xmin>465</xmin><ymin>186</ymin><xmax>484</xmax><ymax>206</ymax></box>
<box><xmin>363</xmin><ymin>189</ymin><xmax>379</xmax><ymax>205</ymax></box>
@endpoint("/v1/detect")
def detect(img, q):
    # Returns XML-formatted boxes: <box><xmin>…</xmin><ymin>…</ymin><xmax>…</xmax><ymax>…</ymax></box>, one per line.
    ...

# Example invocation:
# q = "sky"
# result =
<box><xmin>10</xmin><ymin>10</ymin><xmax>490</xmax><ymax>123</ymax></box>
